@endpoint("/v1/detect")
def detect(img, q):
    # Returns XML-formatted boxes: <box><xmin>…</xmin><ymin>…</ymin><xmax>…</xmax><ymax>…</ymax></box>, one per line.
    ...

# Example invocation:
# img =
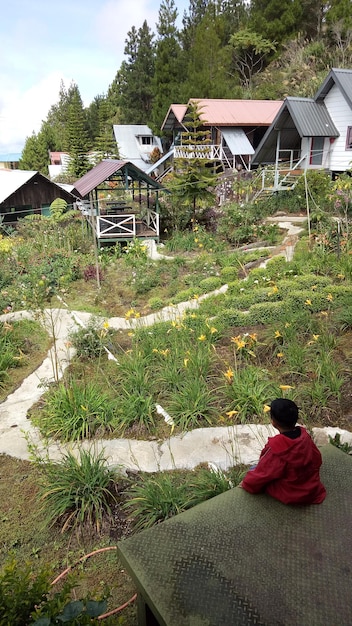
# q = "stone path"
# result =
<box><xmin>1</xmin><ymin>216</ymin><xmax>351</xmax><ymax>471</ymax></box>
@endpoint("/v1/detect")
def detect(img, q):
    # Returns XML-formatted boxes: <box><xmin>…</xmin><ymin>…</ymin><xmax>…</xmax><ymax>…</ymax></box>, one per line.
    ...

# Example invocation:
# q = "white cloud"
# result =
<box><xmin>96</xmin><ymin>0</ymin><xmax>159</xmax><ymax>57</ymax></box>
<box><xmin>0</xmin><ymin>71</ymin><xmax>70</xmax><ymax>153</ymax></box>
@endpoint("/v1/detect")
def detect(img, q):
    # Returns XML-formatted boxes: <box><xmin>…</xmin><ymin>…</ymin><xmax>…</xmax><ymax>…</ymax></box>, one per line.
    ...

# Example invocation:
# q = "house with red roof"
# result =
<box><xmin>154</xmin><ymin>98</ymin><xmax>282</xmax><ymax>174</ymax></box>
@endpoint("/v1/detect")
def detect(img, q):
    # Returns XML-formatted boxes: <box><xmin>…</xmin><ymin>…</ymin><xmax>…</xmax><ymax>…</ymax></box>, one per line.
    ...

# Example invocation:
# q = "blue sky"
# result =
<box><xmin>0</xmin><ymin>0</ymin><xmax>188</xmax><ymax>155</ymax></box>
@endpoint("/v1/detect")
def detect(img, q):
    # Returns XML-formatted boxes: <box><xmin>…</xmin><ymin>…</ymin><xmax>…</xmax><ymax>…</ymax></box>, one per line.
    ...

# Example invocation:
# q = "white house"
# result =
<box><xmin>113</xmin><ymin>125</ymin><xmax>163</xmax><ymax>172</ymax></box>
<box><xmin>252</xmin><ymin>68</ymin><xmax>352</xmax><ymax>180</ymax></box>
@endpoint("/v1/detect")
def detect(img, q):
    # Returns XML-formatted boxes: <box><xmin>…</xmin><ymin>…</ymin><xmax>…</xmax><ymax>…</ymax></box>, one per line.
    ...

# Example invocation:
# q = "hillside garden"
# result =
<box><xmin>0</xmin><ymin>170</ymin><xmax>352</xmax><ymax>624</ymax></box>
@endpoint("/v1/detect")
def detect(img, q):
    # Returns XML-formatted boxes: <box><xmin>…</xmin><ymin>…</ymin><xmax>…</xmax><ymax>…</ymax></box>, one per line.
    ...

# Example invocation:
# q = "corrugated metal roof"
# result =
<box><xmin>252</xmin><ymin>97</ymin><xmax>338</xmax><ymax>165</ymax></box>
<box><xmin>72</xmin><ymin>160</ymin><xmax>163</xmax><ymax>198</ymax></box>
<box><xmin>315</xmin><ymin>68</ymin><xmax>352</xmax><ymax>107</ymax></box>
<box><xmin>73</xmin><ymin>160</ymin><xmax>127</xmax><ymax>198</ymax></box>
<box><xmin>113</xmin><ymin>125</ymin><xmax>163</xmax><ymax>171</ymax></box>
<box><xmin>221</xmin><ymin>128</ymin><xmax>254</xmax><ymax>155</ymax></box>
<box><xmin>0</xmin><ymin>169</ymin><xmax>37</xmax><ymax>203</ymax></box>
<box><xmin>287</xmin><ymin>98</ymin><xmax>339</xmax><ymax>137</ymax></box>
<box><xmin>190</xmin><ymin>99</ymin><xmax>283</xmax><ymax>126</ymax></box>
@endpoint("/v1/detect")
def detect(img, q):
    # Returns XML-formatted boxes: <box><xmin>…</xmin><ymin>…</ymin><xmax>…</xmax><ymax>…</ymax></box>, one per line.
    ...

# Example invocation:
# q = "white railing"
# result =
<box><xmin>86</xmin><ymin>210</ymin><xmax>159</xmax><ymax>240</ymax></box>
<box><xmin>174</xmin><ymin>144</ymin><xmax>225</xmax><ymax>160</ymax></box>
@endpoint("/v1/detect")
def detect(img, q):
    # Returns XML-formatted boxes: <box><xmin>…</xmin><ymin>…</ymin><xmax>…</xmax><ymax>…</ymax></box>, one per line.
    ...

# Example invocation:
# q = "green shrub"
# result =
<box><xmin>125</xmin><ymin>472</ymin><xmax>191</xmax><ymax>531</ymax></box>
<box><xmin>246</xmin><ymin>301</ymin><xmax>287</xmax><ymax>325</ymax></box>
<box><xmin>186</xmin><ymin>466</ymin><xmax>240</xmax><ymax>507</ymax></box>
<box><xmin>198</xmin><ymin>276</ymin><xmax>222</xmax><ymax>293</ymax></box>
<box><xmin>165</xmin><ymin>376</ymin><xmax>216</xmax><ymax>430</ymax></box>
<box><xmin>37</xmin><ymin>448</ymin><xmax>118</xmax><ymax>532</ymax></box>
<box><xmin>220</xmin><ymin>309</ymin><xmax>250</xmax><ymax>326</ymax></box>
<box><xmin>173</xmin><ymin>287</ymin><xmax>201</xmax><ymax>303</ymax></box>
<box><xmin>220</xmin><ymin>266</ymin><xmax>239</xmax><ymax>282</ymax></box>
<box><xmin>0</xmin><ymin>557</ymin><xmax>107</xmax><ymax>625</ymax></box>
<box><xmin>148</xmin><ymin>296</ymin><xmax>165</xmax><ymax>310</ymax></box>
<box><xmin>69</xmin><ymin>317</ymin><xmax>111</xmax><ymax>358</ymax></box>
<box><xmin>33</xmin><ymin>380</ymin><xmax>117</xmax><ymax>441</ymax></box>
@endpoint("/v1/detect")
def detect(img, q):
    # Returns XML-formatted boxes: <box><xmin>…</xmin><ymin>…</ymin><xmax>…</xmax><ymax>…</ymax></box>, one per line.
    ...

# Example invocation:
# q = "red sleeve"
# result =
<box><xmin>242</xmin><ymin>446</ymin><xmax>286</xmax><ymax>494</ymax></box>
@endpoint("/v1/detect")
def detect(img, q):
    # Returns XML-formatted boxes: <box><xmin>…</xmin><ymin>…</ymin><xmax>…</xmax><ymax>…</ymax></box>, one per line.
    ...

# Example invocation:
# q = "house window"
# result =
<box><xmin>141</xmin><ymin>136</ymin><xmax>152</xmax><ymax>145</ymax></box>
<box><xmin>310</xmin><ymin>137</ymin><xmax>324</xmax><ymax>165</ymax></box>
<box><xmin>346</xmin><ymin>126</ymin><xmax>352</xmax><ymax>150</ymax></box>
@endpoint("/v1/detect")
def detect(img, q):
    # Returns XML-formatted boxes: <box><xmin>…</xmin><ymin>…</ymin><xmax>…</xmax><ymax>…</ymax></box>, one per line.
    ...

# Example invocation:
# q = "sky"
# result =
<box><xmin>0</xmin><ymin>0</ymin><xmax>189</xmax><ymax>156</ymax></box>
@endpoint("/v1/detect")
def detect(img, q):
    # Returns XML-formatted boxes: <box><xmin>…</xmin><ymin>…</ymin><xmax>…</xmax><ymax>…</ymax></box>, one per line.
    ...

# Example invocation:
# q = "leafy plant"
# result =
<box><xmin>329</xmin><ymin>433</ymin><xmax>352</xmax><ymax>455</ymax></box>
<box><xmin>69</xmin><ymin>317</ymin><xmax>111</xmax><ymax>358</ymax></box>
<box><xmin>124</xmin><ymin>472</ymin><xmax>191</xmax><ymax>531</ymax></box>
<box><xmin>37</xmin><ymin>448</ymin><xmax>118</xmax><ymax>532</ymax></box>
<box><xmin>223</xmin><ymin>366</ymin><xmax>280</xmax><ymax>422</ymax></box>
<box><xmin>32</xmin><ymin>380</ymin><xmax>117</xmax><ymax>441</ymax></box>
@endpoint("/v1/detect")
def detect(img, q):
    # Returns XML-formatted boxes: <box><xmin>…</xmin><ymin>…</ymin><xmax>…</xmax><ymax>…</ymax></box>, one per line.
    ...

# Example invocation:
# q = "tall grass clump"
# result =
<box><xmin>37</xmin><ymin>448</ymin><xmax>118</xmax><ymax>533</ymax></box>
<box><xmin>223</xmin><ymin>366</ymin><xmax>280</xmax><ymax>422</ymax></box>
<box><xmin>32</xmin><ymin>380</ymin><xmax>117</xmax><ymax>441</ymax></box>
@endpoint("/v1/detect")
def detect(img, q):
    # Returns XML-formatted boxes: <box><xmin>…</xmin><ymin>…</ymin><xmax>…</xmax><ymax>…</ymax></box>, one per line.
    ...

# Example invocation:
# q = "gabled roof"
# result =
<box><xmin>0</xmin><ymin>170</ymin><xmax>36</xmax><ymax>203</ymax></box>
<box><xmin>161</xmin><ymin>105</ymin><xmax>188</xmax><ymax>131</ymax></box>
<box><xmin>113</xmin><ymin>125</ymin><xmax>163</xmax><ymax>171</ymax></box>
<box><xmin>72</xmin><ymin>160</ymin><xmax>163</xmax><ymax>199</ymax></box>
<box><xmin>0</xmin><ymin>169</ymin><xmax>76</xmax><ymax>204</ymax></box>
<box><xmin>161</xmin><ymin>99</ymin><xmax>282</xmax><ymax>131</ymax></box>
<box><xmin>315</xmin><ymin>68</ymin><xmax>352</xmax><ymax>108</ymax></box>
<box><xmin>252</xmin><ymin>97</ymin><xmax>339</xmax><ymax>165</ymax></box>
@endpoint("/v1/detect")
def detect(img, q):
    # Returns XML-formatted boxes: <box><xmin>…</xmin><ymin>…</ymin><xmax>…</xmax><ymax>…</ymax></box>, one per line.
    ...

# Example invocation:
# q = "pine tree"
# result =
<box><xmin>249</xmin><ymin>0</ymin><xmax>302</xmax><ymax>43</ymax></box>
<box><xmin>93</xmin><ymin>98</ymin><xmax>119</xmax><ymax>163</ymax></box>
<box><xmin>19</xmin><ymin>131</ymin><xmax>49</xmax><ymax>174</ymax></box>
<box><xmin>151</xmin><ymin>0</ymin><xmax>183</xmax><ymax>133</ymax></box>
<box><xmin>171</xmin><ymin>101</ymin><xmax>217</xmax><ymax>219</ymax></box>
<box><xmin>119</xmin><ymin>21</ymin><xmax>155</xmax><ymax>124</ymax></box>
<box><xmin>65</xmin><ymin>85</ymin><xmax>90</xmax><ymax>179</ymax></box>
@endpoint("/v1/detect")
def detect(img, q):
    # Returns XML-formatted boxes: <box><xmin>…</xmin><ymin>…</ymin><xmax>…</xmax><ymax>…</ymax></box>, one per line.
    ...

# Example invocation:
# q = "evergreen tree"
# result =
<box><xmin>249</xmin><ymin>0</ymin><xmax>302</xmax><ymax>44</ymax></box>
<box><xmin>171</xmin><ymin>101</ymin><xmax>217</xmax><ymax>219</ymax></box>
<box><xmin>65</xmin><ymin>85</ymin><xmax>90</xmax><ymax>179</ymax></box>
<box><xmin>93</xmin><ymin>98</ymin><xmax>119</xmax><ymax>163</ymax></box>
<box><xmin>181</xmin><ymin>0</ymin><xmax>211</xmax><ymax>50</ymax></box>
<box><xmin>45</xmin><ymin>80</ymin><xmax>72</xmax><ymax>152</ymax></box>
<box><xmin>119</xmin><ymin>21</ymin><xmax>155</xmax><ymax>124</ymax></box>
<box><xmin>182</xmin><ymin>6</ymin><xmax>233</xmax><ymax>100</ymax></box>
<box><xmin>151</xmin><ymin>0</ymin><xmax>183</xmax><ymax>133</ymax></box>
<box><xmin>19</xmin><ymin>131</ymin><xmax>49</xmax><ymax>174</ymax></box>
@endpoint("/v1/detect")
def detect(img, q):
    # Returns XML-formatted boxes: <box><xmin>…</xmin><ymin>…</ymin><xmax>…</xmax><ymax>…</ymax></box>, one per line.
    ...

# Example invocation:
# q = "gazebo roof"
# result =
<box><xmin>72</xmin><ymin>160</ymin><xmax>163</xmax><ymax>198</ymax></box>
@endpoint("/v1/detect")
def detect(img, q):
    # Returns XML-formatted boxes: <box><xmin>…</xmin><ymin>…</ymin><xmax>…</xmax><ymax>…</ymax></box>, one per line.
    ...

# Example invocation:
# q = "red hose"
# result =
<box><xmin>50</xmin><ymin>546</ymin><xmax>137</xmax><ymax>619</ymax></box>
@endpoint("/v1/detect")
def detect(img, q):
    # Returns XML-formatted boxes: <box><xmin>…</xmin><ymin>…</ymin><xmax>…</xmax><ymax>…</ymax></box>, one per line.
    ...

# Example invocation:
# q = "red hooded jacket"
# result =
<box><xmin>241</xmin><ymin>427</ymin><xmax>326</xmax><ymax>505</ymax></box>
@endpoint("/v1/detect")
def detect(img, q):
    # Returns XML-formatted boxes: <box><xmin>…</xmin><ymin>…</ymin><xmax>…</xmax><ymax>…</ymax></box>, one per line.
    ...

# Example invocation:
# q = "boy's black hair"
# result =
<box><xmin>270</xmin><ymin>398</ymin><xmax>298</xmax><ymax>428</ymax></box>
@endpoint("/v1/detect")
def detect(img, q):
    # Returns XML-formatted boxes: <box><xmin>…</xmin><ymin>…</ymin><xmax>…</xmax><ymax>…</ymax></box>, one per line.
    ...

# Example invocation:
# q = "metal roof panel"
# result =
<box><xmin>190</xmin><ymin>99</ymin><xmax>283</xmax><ymax>126</ymax></box>
<box><xmin>0</xmin><ymin>169</ymin><xmax>37</xmax><ymax>204</ymax></box>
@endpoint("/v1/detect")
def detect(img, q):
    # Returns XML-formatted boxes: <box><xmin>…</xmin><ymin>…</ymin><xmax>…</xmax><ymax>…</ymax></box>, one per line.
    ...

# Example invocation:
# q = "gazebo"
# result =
<box><xmin>71</xmin><ymin>160</ymin><xmax>164</xmax><ymax>246</ymax></box>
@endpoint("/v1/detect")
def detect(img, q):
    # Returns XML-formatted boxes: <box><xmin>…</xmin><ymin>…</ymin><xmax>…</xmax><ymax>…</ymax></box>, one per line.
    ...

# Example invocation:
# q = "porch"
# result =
<box><xmin>84</xmin><ymin>207</ymin><xmax>159</xmax><ymax>246</ymax></box>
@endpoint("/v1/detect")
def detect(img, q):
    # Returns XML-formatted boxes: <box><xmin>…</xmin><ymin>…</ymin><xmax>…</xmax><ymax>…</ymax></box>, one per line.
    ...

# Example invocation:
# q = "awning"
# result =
<box><xmin>221</xmin><ymin>128</ymin><xmax>254</xmax><ymax>155</ymax></box>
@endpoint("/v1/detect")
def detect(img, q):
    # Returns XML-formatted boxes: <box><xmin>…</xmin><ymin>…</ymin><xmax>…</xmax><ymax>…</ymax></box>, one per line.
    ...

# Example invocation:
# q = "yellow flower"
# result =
<box><xmin>171</xmin><ymin>320</ymin><xmax>177</xmax><ymax>327</ymax></box>
<box><xmin>190</xmin><ymin>313</ymin><xmax>197</xmax><ymax>319</ymax></box>
<box><xmin>125</xmin><ymin>308</ymin><xmax>134</xmax><ymax>319</ymax></box>
<box><xmin>274</xmin><ymin>330</ymin><xmax>282</xmax><ymax>338</ymax></box>
<box><xmin>103</xmin><ymin>321</ymin><xmax>109</xmax><ymax>329</ymax></box>
<box><xmin>263</xmin><ymin>405</ymin><xmax>271</xmax><ymax>413</ymax></box>
<box><xmin>184</xmin><ymin>358</ymin><xmax>189</xmax><ymax>368</ymax></box>
<box><xmin>81</xmin><ymin>405</ymin><xmax>88</xmax><ymax>411</ymax></box>
<box><xmin>193</xmin><ymin>293</ymin><xmax>199</xmax><ymax>300</ymax></box>
<box><xmin>269</xmin><ymin>285</ymin><xmax>279</xmax><ymax>295</ymax></box>
<box><xmin>236</xmin><ymin>340</ymin><xmax>246</xmax><ymax>349</ymax></box>
<box><xmin>160</xmin><ymin>349</ymin><xmax>170</xmax><ymax>356</ymax></box>
<box><xmin>224</xmin><ymin>368</ymin><xmax>234</xmax><ymax>382</ymax></box>
<box><xmin>305</xmin><ymin>299</ymin><xmax>312</xmax><ymax>306</ymax></box>
<box><xmin>279</xmin><ymin>385</ymin><xmax>294</xmax><ymax>390</ymax></box>
<box><xmin>198</xmin><ymin>334</ymin><xmax>206</xmax><ymax>341</ymax></box>
<box><xmin>320</xmin><ymin>311</ymin><xmax>328</xmax><ymax>317</ymax></box>
<box><xmin>326</xmin><ymin>293</ymin><xmax>333</xmax><ymax>302</ymax></box>
<box><xmin>277</xmin><ymin>352</ymin><xmax>284</xmax><ymax>358</ymax></box>
<box><xmin>311</xmin><ymin>285</ymin><xmax>317</xmax><ymax>291</ymax></box>
<box><xmin>226</xmin><ymin>410</ymin><xmax>239</xmax><ymax>418</ymax></box>
<box><xmin>249</xmin><ymin>333</ymin><xmax>257</xmax><ymax>341</ymax></box>
<box><xmin>194</xmin><ymin>238</ymin><xmax>199</xmax><ymax>243</ymax></box>
<box><xmin>231</xmin><ymin>335</ymin><xmax>241</xmax><ymax>343</ymax></box>
<box><xmin>313</xmin><ymin>334</ymin><xmax>320</xmax><ymax>341</ymax></box>
<box><xmin>127</xmin><ymin>331</ymin><xmax>134</xmax><ymax>337</ymax></box>
<box><xmin>152</xmin><ymin>348</ymin><xmax>159</xmax><ymax>353</ymax></box>
<box><xmin>337</xmin><ymin>274</ymin><xmax>345</xmax><ymax>280</ymax></box>
<box><xmin>198</xmin><ymin>243</ymin><xmax>203</xmax><ymax>248</ymax></box>
<box><xmin>210</xmin><ymin>326</ymin><xmax>218</xmax><ymax>334</ymax></box>
<box><xmin>284</xmin><ymin>322</ymin><xmax>291</xmax><ymax>328</ymax></box>
<box><xmin>135</xmin><ymin>312</ymin><xmax>141</xmax><ymax>318</ymax></box>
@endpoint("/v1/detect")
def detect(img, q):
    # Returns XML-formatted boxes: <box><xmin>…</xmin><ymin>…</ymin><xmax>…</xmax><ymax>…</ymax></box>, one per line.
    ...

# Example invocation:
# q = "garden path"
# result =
<box><xmin>1</xmin><ymin>215</ymin><xmax>351</xmax><ymax>471</ymax></box>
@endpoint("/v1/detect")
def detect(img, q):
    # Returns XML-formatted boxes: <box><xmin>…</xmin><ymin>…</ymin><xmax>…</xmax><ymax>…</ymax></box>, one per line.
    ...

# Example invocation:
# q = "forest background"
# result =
<box><xmin>19</xmin><ymin>0</ymin><xmax>352</xmax><ymax>179</ymax></box>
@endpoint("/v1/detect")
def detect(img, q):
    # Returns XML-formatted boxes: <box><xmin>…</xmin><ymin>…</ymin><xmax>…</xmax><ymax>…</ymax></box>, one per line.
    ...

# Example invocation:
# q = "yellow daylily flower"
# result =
<box><xmin>284</xmin><ymin>322</ymin><xmax>291</xmax><ymax>328</ymax></box>
<box><xmin>274</xmin><ymin>330</ymin><xmax>282</xmax><ymax>338</ymax></box>
<box><xmin>103</xmin><ymin>321</ymin><xmax>109</xmax><ymax>329</ymax></box>
<box><xmin>326</xmin><ymin>293</ymin><xmax>333</xmax><ymax>302</ymax></box>
<box><xmin>305</xmin><ymin>299</ymin><xmax>312</xmax><ymax>306</ymax></box>
<box><xmin>226</xmin><ymin>410</ymin><xmax>239</xmax><ymax>418</ymax></box>
<box><xmin>210</xmin><ymin>327</ymin><xmax>218</xmax><ymax>334</ymax></box>
<box><xmin>127</xmin><ymin>332</ymin><xmax>134</xmax><ymax>337</ymax></box>
<box><xmin>184</xmin><ymin>358</ymin><xmax>189</xmax><ymax>368</ymax></box>
<box><xmin>279</xmin><ymin>385</ymin><xmax>294</xmax><ymax>390</ymax></box>
<box><xmin>263</xmin><ymin>405</ymin><xmax>271</xmax><ymax>413</ymax></box>
<box><xmin>313</xmin><ymin>334</ymin><xmax>320</xmax><ymax>341</ymax></box>
<box><xmin>277</xmin><ymin>352</ymin><xmax>284</xmax><ymax>358</ymax></box>
<box><xmin>198</xmin><ymin>334</ymin><xmax>206</xmax><ymax>341</ymax></box>
<box><xmin>224</xmin><ymin>368</ymin><xmax>234</xmax><ymax>382</ymax></box>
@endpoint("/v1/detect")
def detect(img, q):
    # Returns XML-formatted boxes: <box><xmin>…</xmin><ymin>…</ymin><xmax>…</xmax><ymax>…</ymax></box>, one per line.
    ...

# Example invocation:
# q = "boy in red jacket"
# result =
<box><xmin>241</xmin><ymin>398</ymin><xmax>326</xmax><ymax>505</ymax></box>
